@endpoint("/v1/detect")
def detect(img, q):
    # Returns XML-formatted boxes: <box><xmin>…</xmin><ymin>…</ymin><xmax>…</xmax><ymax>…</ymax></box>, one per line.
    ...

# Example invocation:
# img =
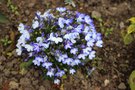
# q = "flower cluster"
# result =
<box><xmin>16</xmin><ymin>7</ymin><xmax>103</xmax><ymax>84</ymax></box>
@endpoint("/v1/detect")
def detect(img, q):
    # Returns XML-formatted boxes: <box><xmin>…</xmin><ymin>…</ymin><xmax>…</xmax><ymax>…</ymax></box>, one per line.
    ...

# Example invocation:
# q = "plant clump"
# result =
<box><xmin>16</xmin><ymin>7</ymin><xmax>103</xmax><ymax>84</ymax></box>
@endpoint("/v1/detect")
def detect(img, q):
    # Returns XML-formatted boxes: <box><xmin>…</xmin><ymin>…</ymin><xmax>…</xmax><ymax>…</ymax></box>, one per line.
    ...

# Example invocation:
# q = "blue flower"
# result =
<box><xmin>33</xmin><ymin>57</ymin><xmax>44</xmax><ymax>66</ymax></box>
<box><xmin>58</xmin><ymin>17</ymin><xmax>65</xmax><ymax>28</ymax></box>
<box><xmin>87</xmin><ymin>39</ymin><xmax>95</xmax><ymax>47</ymax></box>
<box><xmin>84</xmin><ymin>15</ymin><xmax>93</xmax><ymax>24</ymax></box>
<box><xmin>74</xmin><ymin>24</ymin><xmax>84</xmax><ymax>33</ymax></box>
<box><xmin>33</xmin><ymin>43</ymin><xmax>40</xmax><ymax>52</ymax></box>
<box><xmin>70</xmin><ymin>48</ymin><xmax>78</xmax><ymax>54</ymax></box>
<box><xmin>64</xmin><ymin>41</ymin><xmax>73</xmax><ymax>49</ymax></box>
<box><xmin>76</xmin><ymin>13</ymin><xmax>85</xmax><ymax>22</ymax></box>
<box><xmin>55</xmin><ymin>70</ymin><xmax>65</xmax><ymax>77</ymax></box>
<box><xmin>56</xmin><ymin>7</ymin><xmax>66</xmax><ymax>12</ymax></box>
<box><xmin>42</xmin><ymin>62</ymin><xmax>52</xmax><ymax>69</ymax></box>
<box><xmin>83</xmin><ymin>47</ymin><xmax>92</xmax><ymax>55</ymax></box>
<box><xmin>63</xmin><ymin>58</ymin><xmax>73</xmax><ymax>65</ymax></box>
<box><xmin>78</xmin><ymin>53</ymin><xmax>87</xmax><ymax>60</ymax></box>
<box><xmin>47</xmin><ymin>68</ymin><xmax>55</xmax><ymax>77</ymax></box>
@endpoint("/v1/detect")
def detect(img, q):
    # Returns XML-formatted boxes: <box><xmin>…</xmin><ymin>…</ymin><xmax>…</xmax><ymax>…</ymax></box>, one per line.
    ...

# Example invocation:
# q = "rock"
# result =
<box><xmin>32</xmin><ymin>80</ymin><xmax>38</xmax><ymax>85</ymax></box>
<box><xmin>118</xmin><ymin>82</ymin><xmax>126</xmax><ymax>90</ymax></box>
<box><xmin>11</xmin><ymin>71</ymin><xmax>18</xmax><ymax>75</ymax></box>
<box><xmin>0</xmin><ymin>65</ymin><xmax>4</xmax><ymax>71</ymax></box>
<box><xmin>92</xmin><ymin>11</ymin><xmax>101</xmax><ymax>18</ymax></box>
<box><xmin>119</xmin><ymin>22</ymin><xmax>125</xmax><ymax>29</ymax></box>
<box><xmin>20</xmin><ymin>77</ymin><xmax>31</xmax><ymax>86</ymax></box>
<box><xmin>4</xmin><ymin>69</ymin><xmax>10</xmax><ymax>76</ymax></box>
<box><xmin>0</xmin><ymin>55</ymin><xmax>6</xmax><ymax>61</ymax></box>
<box><xmin>25</xmin><ymin>10</ymin><xmax>30</xmax><ymax>16</ymax></box>
<box><xmin>104</xmin><ymin>79</ymin><xmax>110</xmax><ymax>86</ymax></box>
<box><xmin>39</xmin><ymin>85</ymin><xmax>45</xmax><ymax>90</ymax></box>
<box><xmin>28</xmin><ymin>3</ymin><xmax>35</xmax><ymax>8</ymax></box>
<box><xmin>9</xmin><ymin>81</ymin><xmax>19</xmax><ymax>89</ymax></box>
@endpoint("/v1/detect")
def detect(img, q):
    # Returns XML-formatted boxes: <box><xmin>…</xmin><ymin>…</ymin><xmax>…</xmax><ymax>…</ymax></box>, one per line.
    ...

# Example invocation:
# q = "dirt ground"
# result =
<box><xmin>0</xmin><ymin>0</ymin><xmax>135</xmax><ymax>90</ymax></box>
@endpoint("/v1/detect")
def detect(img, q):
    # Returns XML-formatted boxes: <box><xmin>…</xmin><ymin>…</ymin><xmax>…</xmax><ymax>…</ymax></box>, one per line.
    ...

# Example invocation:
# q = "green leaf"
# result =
<box><xmin>124</xmin><ymin>34</ymin><xmax>134</xmax><ymax>45</ymax></box>
<box><xmin>129</xmin><ymin>70</ymin><xmax>135</xmax><ymax>90</ymax></box>
<box><xmin>127</xmin><ymin>24</ymin><xmax>135</xmax><ymax>34</ymax></box>
<box><xmin>20</xmin><ymin>59</ymin><xmax>33</xmax><ymax>69</ymax></box>
<box><xmin>129</xmin><ymin>17</ymin><xmax>135</xmax><ymax>24</ymax></box>
<box><xmin>0</xmin><ymin>12</ymin><xmax>9</xmax><ymax>24</ymax></box>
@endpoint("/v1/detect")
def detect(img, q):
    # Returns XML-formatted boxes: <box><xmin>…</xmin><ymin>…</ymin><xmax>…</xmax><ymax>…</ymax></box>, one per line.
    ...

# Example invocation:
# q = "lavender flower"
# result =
<box><xmin>16</xmin><ymin>7</ymin><xmax>103</xmax><ymax>85</ymax></box>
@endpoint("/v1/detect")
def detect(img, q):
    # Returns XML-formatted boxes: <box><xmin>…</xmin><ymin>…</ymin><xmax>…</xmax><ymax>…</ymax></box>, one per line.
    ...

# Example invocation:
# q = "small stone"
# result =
<box><xmin>92</xmin><ymin>11</ymin><xmax>101</xmax><ymax>18</ymax></box>
<box><xmin>4</xmin><ymin>69</ymin><xmax>10</xmax><ymax>76</ymax></box>
<box><xmin>104</xmin><ymin>79</ymin><xmax>110</xmax><ymax>86</ymax></box>
<box><xmin>118</xmin><ymin>82</ymin><xmax>126</xmax><ymax>90</ymax></box>
<box><xmin>9</xmin><ymin>81</ymin><xmax>19</xmax><ymax>89</ymax></box>
<box><xmin>39</xmin><ymin>85</ymin><xmax>45</xmax><ymax>90</ymax></box>
<box><xmin>11</xmin><ymin>71</ymin><xmax>18</xmax><ymax>75</ymax></box>
<box><xmin>20</xmin><ymin>77</ymin><xmax>31</xmax><ymax>86</ymax></box>
<box><xmin>0</xmin><ymin>55</ymin><xmax>6</xmax><ymax>61</ymax></box>
<box><xmin>119</xmin><ymin>22</ymin><xmax>125</xmax><ymax>29</ymax></box>
<box><xmin>32</xmin><ymin>80</ymin><xmax>38</xmax><ymax>85</ymax></box>
<box><xmin>25</xmin><ymin>10</ymin><xmax>30</xmax><ymax>16</ymax></box>
<box><xmin>28</xmin><ymin>3</ymin><xmax>35</xmax><ymax>8</ymax></box>
<box><xmin>0</xmin><ymin>65</ymin><xmax>4</xmax><ymax>71</ymax></box>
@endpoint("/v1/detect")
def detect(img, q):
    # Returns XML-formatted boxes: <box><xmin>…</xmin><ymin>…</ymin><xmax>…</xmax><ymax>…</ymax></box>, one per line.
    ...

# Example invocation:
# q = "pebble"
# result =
<box><xmin>20</xmin><ymin>77</ymin><xmax>31</xmax><ymax>86</ymax></box>
<box><xmin>4</xmin><ymin>69</ymin><xmax>10</xmax><ymax>76</ymax></box>
<box><xmin>28</xmin><ymin>3</ymin><xmax>35</xmax><ymax>8</ymax></box>
<box><xmin>119</xmin><ymin>22</ymin><xmax>125</xmax><ymax>29</ymax></box>
<box><xmin>0</xmin><ymin>65</ymin><xmax>4</xmax><ymax>71</ymax></box>
<box><xmin>39</xmin><ymin>85</ymin><xmax>45</xmax><ymax>90</ymax></box>
<box><xmin>118</xmin><ymin>82</ymin><xmax>126</xmax><ymax>90</ymax></box>
<box><xmin>32</xmin><ymin>80</ymin><xmax>38</xmax><ymax>85</ymax></box>
<box><xmin>9</xmin><ymin>81</ymin><xmax>19</xmax><ymax>89</ymax></box>
<box><xmin>92</xmin><ymin>11</ymin><xmax>101</xmax><ymax>18</ymax></box>
<box><xmin>11</xmin><ymin>71</ymin><xmax>18</xmax><ymax>75</ymax></box>
<box><xmin>25</xmin><ymin>10</ymin><xmax>30</xmax><ymax>16</ymax></box>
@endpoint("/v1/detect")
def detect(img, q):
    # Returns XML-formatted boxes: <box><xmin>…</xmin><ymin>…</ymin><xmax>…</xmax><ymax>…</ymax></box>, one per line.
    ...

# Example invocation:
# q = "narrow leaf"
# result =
<box><xmin>0</xmin><ymin>12</ymin><xmax>9</xmax><ymax>24</ymax></box>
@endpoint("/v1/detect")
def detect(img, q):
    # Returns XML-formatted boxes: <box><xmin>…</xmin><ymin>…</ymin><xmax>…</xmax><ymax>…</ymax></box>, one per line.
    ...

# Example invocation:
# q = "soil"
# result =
<box><xmin>0</xmin><ymin>0</ymin><xmax>135</xmax><ymax>90</ymax></box>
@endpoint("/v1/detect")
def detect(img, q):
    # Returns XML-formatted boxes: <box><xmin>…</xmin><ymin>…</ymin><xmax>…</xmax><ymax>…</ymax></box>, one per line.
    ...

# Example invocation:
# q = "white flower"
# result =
<box><xmin>23</xmin><ymin>44</ymin><xmax>33</xmax><ymax>52</ymax></box>
<box><xmin>18</xmin><ymin>23</ymin><xmax>25</xmax><ymax>33</ymax></box>
<box><xmin>16</xmin><ymin>47</ymin><xmax>22</xmax><ymax>55</ymax></box>
<box><xmin>54</xmin><ymin>79</ymin><xmax>60</xmax><ymax>85</ymax></box>
<box><xmin>69</xmin><ymin>69</ymin><xmax>76</xmax><ymax>74</ymax></box>
<box><xmin>32</xmin><ymin>21</ymin><xmax>39</xmax><ymax>29</ymax></box>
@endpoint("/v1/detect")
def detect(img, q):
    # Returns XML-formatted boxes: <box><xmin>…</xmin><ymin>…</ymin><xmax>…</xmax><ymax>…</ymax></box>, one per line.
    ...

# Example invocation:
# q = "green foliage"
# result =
<box><xmin>1</xmin><ymin>36</ymin><xmax>12</xmax><ymax>46</ymax></box>
<box><xmin>123</xmin><ymin>17</ymin><xmax>135</xmax><ymax>45</ymax></box>
<box><xmin>7</xmin><ymin>0</ymin><xmax>19</xmax><ymax>15</ymax></box>
<box><xmin>64</xmin><ymin>0</ymin><xmax>76</xmax><ymax>7</ymax></box>
<box><xmin>93</xmin><ymin>16</ymin><xmax>113</xmax><ymax>37</ymax></box>
<box><xmin>0</xmin><ymin>12</ymin><xmax>9</xmax><ymax>24</ymax></box>
<box><xmin>129</xmin><ymin>70</ymin><xmax>135</xmax><ymax>90</ymax></box>
<box><xmin>20</xmin><ymin>59</ymin><xmax>33</xmax><ymax>75</ymax></box>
